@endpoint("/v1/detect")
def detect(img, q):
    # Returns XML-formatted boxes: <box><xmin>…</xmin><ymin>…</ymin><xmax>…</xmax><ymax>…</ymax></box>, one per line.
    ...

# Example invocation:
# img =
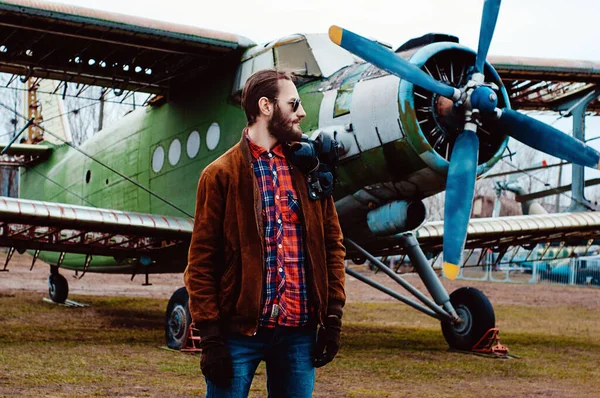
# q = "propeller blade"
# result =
<box><xmin>496</xmin><ymin>109</ymin><xmax>600</xmax><ymax>169</ymax></box>
<box><xmin>443</xmin><ymin>129</ymin><xmax>479</xmax><ymax>280</ymax></box>
<box><xmin>329</xmin><ymin>26</ymin><xmax>460</xmax><ymax>101</ymax></box>
<box><xmin>475</xmin><ymin>0</ymin><xmax>502</xmax><ymax>73</ymax></box>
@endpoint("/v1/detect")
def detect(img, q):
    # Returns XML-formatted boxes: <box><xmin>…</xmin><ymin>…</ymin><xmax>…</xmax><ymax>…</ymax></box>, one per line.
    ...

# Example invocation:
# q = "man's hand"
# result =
<box><xmin>313</xmin><ymin>315</ymin><xmax>342</xmax><ymax>368</ymax></box>
<box><xmin>200</xmin><ymin>336</ymin><xmax>233</xmax><ymax>388</ymax></box>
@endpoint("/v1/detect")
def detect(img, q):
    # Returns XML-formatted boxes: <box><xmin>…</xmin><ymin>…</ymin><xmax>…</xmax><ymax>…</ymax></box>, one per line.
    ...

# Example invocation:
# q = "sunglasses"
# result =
<box><xmin>273</xmin><ymin>97</ymin><xmax>302</xmax><ymax>112</ymax></box>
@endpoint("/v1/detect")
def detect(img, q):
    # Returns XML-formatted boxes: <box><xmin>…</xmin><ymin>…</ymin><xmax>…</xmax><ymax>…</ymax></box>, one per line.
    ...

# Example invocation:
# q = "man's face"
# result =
<box><xmin>267</xmin><ymin>79</ymin><xmax>306</xmax><ymax>142</ymax></box>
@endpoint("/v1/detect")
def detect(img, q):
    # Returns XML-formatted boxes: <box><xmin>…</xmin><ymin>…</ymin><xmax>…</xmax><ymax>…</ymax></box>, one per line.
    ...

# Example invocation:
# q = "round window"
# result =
<box><xmin>206</xmin><ymin>123</ymin><xmax>220</xmax><ymax>151</ymax></box>
<box><xmin>168</xmin><ymin>138</ymin><xmax>182</xmax><ymax>166</ymax></box>
<box><xmin>152</xmin><ymin>146</ymin><xmax>165</xmax><ymax>173</ymax></box>
<box><xmin>187</xmin><ymin>130</ymin><xmax>201</xmax><ymax>158</ymax></box>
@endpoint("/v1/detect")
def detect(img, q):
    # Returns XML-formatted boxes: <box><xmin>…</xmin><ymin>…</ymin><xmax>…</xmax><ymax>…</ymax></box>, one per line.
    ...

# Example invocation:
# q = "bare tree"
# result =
<box><xmin>0</xmin><ymin>73</ymin><xmax>23</xmax><ymax>142</ymax></box>
<box><xmin>0</xmin><ymin>73</ymin><xmax>23</xmax><ymax>198</ymax></box>
<box><xmin>423</xmin><ymin>191</ymin><xmax>445</xmax><ymax>221</ymax></box>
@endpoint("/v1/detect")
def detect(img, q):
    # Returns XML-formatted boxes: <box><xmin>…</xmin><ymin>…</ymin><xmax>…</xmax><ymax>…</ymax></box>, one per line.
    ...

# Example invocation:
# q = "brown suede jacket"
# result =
<box><xmin>184</xmin><ymin>135</ymin><xmax>346</xmax><ymax>338</ymax></box>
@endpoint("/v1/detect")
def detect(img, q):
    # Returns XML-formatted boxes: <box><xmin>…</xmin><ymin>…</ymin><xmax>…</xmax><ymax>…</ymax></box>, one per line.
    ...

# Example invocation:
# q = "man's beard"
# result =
<box><xmin>268</xmin><ymin>104</ymin><xmax>302</xmax><ymax>142</ymax></box>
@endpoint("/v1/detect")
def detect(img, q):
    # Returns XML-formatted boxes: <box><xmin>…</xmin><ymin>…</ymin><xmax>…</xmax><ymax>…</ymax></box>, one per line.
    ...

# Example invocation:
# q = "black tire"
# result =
<box><xmin>165</xmin><ymin>287</ymin><xmax>192</xmax><ymax>350</ymax></box>
<box><xmin>48</xmin><ymin>273</ymin><xmax>69</xmax><ymax>303</ymax></box>
<box><xmin>352</xmin><ymin>257</ymin><xmax>366</xmax><ymax>265</ymax></box>
<box><xmin>441</xmin><ymin>287</ymin><xmax>495</xmax><ymax>351</ymax></box>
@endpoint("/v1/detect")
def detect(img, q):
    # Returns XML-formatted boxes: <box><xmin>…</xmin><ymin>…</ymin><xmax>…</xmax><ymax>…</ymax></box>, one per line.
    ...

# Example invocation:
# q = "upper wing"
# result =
<box><xmin>0</xmin><ymin>196</ymin><xmax>193</xmax><ymax>259</ymax></box>
<box><xmin>0</xmin><ymin>0</ymin><xmax>255</xmax><ymax>94</ymax></box>
<box><xmin>350</xmin><ymin>212</ymin><xmax>600</xmax><ymax>258</ymax></box>
<box><xmin>489</xmin><ymin>55</ymin><xmax>600</xmax><ymax>113</ymax></box>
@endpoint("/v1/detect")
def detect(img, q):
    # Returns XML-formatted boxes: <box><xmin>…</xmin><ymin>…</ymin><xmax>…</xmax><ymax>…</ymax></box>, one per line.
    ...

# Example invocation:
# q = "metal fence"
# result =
<box><xmin>456</xmin><ymin>253</ymin><xmax>600</xmax><ymax>287</ymax></box>
<box><xmin>363</xmin><ymin>247</ymin><xmax>600</xmax><ymax>288</ymax></box>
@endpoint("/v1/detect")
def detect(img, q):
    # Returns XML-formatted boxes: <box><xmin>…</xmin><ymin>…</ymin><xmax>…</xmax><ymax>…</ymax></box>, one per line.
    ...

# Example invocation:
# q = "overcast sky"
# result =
<box><xmin>50</xmin><ymin>0</ymin><xmax>599</xmax><ymax>60</ymax></box>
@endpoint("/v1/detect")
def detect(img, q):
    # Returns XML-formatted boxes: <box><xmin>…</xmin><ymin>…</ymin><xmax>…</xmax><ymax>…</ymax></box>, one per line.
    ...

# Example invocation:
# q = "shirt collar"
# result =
<box><xmin>244</xmin><ymin>128</ymin><xmax>285</xmax><ymax>159</ymax></box>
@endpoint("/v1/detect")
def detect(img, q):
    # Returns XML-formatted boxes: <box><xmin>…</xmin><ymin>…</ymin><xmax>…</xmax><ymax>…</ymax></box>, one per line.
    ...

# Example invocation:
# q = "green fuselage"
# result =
<box><xmin>18</xmin><ymin>59</ymin><xmax>481</xmax><ymax>270</ymax></box>
<box><xmin>19</xmin><ymin>66</ymin><xmax>326</xmax><ymax>268</ymax></box>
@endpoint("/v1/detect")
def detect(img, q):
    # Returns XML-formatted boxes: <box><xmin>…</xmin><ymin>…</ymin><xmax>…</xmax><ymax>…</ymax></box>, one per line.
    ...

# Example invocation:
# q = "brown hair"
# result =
<box><xmin>241</xmin><ymin>69</ymin><xmax>294</xmax><ymax>125</ymax></box>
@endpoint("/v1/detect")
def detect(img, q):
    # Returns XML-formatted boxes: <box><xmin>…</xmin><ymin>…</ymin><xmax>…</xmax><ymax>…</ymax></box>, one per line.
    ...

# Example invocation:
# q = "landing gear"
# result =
<box><xmin>48</xmin><ymin>267</ymin><xmax>69</xmax><ymax>303</ymax></box>
<box><xmin>165</xmin><ymin>287</ymin><xmax>192</xmax><ymax>350</ymax></box>
<box><xmin>441</xmin><ymin>287</ymin><xmax>495</xmax><ymax>350</ymax></box>
<box><xmin>345</xmin><ymin>236</ymin><xmax>496</xmax><ymax>352</ymax></box>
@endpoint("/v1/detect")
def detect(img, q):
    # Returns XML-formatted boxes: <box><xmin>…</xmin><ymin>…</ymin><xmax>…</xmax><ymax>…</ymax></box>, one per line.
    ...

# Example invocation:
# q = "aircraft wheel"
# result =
<box><xmin>352</xmin><ymin>257</ymin><xmax>366</xmax><ymax>265</ymax></box>
<box><xmin>48</xmin><ymin>273</ymin><xmax>69</xmax><ymax>303</ymax></box>
<box><xmin>165</xmin><ymin>287</ymin><xmax>192</xmax><ymax>350</ymax></box>
<box><xmin>441</xmin><ymin>287</ymin><xmax>495</xmax><ymax>351</ymax></box>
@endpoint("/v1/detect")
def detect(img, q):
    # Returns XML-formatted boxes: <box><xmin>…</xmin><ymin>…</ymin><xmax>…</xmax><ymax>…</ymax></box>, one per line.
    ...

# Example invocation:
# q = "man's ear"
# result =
<box><xmin>258</xmin><ymin>97</ymin><xmax>272</xmax><ymax>117</ymax></box>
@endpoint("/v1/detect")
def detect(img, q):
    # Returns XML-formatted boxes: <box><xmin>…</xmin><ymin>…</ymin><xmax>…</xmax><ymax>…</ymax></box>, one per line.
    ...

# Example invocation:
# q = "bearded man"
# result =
<box><xmin>184</xmin><ymin>69</ymin><xmax>346</xmax><ymax>397</ymax></box>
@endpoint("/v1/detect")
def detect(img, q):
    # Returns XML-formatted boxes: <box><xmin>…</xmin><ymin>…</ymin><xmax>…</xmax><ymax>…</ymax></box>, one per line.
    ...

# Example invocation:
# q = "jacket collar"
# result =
<box><xmin>239</xmin><ymin>131</ymin><xmax>253</xmax><ymax>165</ymax></box>
<box><xmin>239</xmin><ymin>129</ymin><xmax>290</xmax><ymax>165</ymax></box>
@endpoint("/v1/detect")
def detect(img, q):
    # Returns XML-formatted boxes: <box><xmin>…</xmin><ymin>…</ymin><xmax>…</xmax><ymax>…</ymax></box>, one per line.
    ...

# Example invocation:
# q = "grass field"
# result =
<box><xmin>1</xmin><ymin>288</ymin><xmax>600</xmax><ymax>397</ymax></box>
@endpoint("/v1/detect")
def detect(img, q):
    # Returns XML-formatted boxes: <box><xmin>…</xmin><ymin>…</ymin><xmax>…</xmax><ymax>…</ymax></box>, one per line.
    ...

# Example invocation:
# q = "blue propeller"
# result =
<box><xmin>496</xmin><ymin>109</ymin><xmax>600</xmax><ymax>169</ymax></box>
<box><xmin>328</xmin><ymin>26</ymin><xmax>461</xmax><ymax>101</ymax></box>
<box><xmin>439</xmin><ymin>0</ymin><xmax>501</xmax><ymax>279</ymax></box>
<box><xmin>475</xmin><ymin>0</ymin><xmax>502</xmax><ymax>74</ymax></box>
<box><xmin>442</xmin><ymin>129</ymin><xmax>479</xmax><ymax>280</ymax></box>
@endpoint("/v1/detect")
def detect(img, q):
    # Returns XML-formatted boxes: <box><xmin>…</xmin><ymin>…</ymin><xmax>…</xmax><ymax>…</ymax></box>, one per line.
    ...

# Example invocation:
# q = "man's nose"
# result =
<box><xmin>296</xmin><ymin>104</ymin><xmax>307</xmax><ymax>119</ymax></box>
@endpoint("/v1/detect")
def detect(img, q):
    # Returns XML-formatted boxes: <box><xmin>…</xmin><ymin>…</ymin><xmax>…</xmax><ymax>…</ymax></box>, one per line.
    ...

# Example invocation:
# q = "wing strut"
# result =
<box><xmin>345</xmin><ymin>237</ymin><xmax>456</xmax><ymax>322</ymax></box>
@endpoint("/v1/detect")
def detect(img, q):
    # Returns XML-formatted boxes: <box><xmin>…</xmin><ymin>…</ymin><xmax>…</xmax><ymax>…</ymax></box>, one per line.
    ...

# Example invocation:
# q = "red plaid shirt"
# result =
<box><xmin>246</xmin><ymin>132</ymin><xmax>309</xmax><ymax>328</ymax></box>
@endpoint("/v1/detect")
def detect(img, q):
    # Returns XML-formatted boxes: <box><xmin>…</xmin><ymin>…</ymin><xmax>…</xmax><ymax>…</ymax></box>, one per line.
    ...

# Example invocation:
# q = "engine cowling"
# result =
<box><xmin>398</xmin><ymin>42</ymin><xmax>510</xmax><ymax>177</ymax></box>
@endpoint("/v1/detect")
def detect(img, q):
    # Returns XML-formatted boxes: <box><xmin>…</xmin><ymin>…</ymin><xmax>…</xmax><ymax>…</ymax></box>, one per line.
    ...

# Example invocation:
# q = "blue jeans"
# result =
<box><xmin>205</xmin><ymin>326</ymin><xmax>316</xmax><ymax>398</ymax></box>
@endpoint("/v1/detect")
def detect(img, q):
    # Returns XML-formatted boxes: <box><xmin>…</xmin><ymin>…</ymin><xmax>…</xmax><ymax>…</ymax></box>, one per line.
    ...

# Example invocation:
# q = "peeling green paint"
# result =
<box><xmin>333</xmin><ymin>63</ymin><xmax>370</xmax><ymax>117</ymax></box>
<box><xmin>382</xmin><ymin>140</ymin><xmax>427</xmax><ymax>178</ymax></box>
<box><xmin>334</xmin><ymin>139</ymin><xmax>428</xmax><ymax>199</ymax></box>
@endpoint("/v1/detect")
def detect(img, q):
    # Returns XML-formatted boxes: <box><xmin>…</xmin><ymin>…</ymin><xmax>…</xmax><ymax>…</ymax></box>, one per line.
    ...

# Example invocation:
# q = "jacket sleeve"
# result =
<box><xmin>184</xmin><ymin>168</ymin><xmax>225</xmax><ymax>338</ymax></box>
<box><xmin>322</xmin><ymin>195</ymin><xmax>346</xmax><ymax>318</ymax></box>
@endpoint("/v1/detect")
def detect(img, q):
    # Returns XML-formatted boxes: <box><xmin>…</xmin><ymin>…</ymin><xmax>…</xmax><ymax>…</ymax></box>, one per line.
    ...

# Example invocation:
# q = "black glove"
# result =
<box><xmin>313</xmin><ymin>315</ymin><xmax>342</xmax><ymax>368</ymax></box>
<box><xmin>200</xmin><ymin>335</ymin><xmax>233</xmax><ymax>388</ymax></box>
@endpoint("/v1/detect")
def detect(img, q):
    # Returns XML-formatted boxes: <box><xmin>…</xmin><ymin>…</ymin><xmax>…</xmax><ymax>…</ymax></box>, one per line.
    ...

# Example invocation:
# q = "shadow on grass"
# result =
<box><xmin>0</xmin><ymin>293</ymin><xmax>167</xmax><ymax>345</ymax></box>
<box><xmin>342</xmin><ymin>324</ymin><xmax>445</xmax><ymax>353</ymax></box>
<box><xmin>95</xmin><ymin>307</ymin><xmax>164</xmax><ymax>329</ymax></box>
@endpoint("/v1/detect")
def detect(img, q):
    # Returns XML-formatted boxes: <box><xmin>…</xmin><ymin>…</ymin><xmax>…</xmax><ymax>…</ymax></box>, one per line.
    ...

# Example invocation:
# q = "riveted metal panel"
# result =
<box><xmin>350</xmin><ymin>75</ymin><xmax>402</xmax><ymax>152</ymax></box>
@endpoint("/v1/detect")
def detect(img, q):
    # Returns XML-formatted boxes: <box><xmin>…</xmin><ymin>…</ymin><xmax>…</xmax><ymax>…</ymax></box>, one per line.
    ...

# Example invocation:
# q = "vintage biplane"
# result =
<box><xmin>0</xmin><ymin>0</ymin><xmax>599</xmax><ymax>351</ymax></box>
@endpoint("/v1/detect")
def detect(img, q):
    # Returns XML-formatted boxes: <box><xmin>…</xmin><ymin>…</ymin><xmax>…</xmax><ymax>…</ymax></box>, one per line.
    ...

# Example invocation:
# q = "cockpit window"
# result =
<box><xmin>275</xmin><ymin>39</ymin><xmax>321</xmax><ymax>76</ymax></box>
<box><xmin>232</xmin><ymin>34</ymin><xmax>357</xmax><ymax>99</ymax></box>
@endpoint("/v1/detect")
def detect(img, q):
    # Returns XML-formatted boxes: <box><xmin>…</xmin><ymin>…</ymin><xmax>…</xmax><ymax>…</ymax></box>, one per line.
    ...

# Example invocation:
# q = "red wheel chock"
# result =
<box><xmin>471</xmin><ymin>328</ymin><xmax>514</xmax><ymax>358</ymax></box>
<box><xmin>180</xmin><ymin>323</ymin><xmax>202</xmax><ymax>353</ymax></box>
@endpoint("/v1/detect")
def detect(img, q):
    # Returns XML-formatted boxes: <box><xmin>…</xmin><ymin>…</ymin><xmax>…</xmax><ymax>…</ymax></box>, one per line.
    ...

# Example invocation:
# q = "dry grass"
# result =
<box><xmin>1</xmin><ymin>290</ymin><xmax>600</xmax><ymax>397</ymax></box>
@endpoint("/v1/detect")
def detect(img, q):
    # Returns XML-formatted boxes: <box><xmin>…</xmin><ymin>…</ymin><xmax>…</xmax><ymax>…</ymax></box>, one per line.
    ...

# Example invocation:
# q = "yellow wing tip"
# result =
<box><xmin>329</xmin><ymin>26</ymin><xmax>343</xmax><ymax>45</ymax></box>
<box><xmin>443</xmin><ymin>262</ymin><xmax>460</xmax><ymax>280</ymax></box>
<box><xmin>597</xmin><ymin>159</ymin><xmax>600</xmax><ymax>170</ymax></box>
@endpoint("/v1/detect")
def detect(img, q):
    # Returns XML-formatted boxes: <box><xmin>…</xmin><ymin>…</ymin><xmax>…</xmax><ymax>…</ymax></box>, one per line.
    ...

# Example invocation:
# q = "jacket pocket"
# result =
<box><xmin>218</xmin><ymin>251</ymin><xmax>240</xmax><ymax>313</ymax></box>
